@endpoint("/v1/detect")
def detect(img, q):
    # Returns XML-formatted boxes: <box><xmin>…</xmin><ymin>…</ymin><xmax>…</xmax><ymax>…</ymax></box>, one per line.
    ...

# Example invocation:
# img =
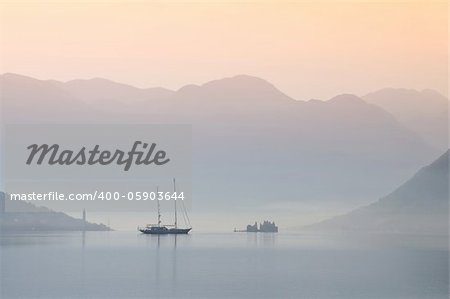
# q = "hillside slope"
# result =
<box><xmin>305</xmin><ymin>150</ymin><xmax>449</xmax><ymax>235</ymax></box>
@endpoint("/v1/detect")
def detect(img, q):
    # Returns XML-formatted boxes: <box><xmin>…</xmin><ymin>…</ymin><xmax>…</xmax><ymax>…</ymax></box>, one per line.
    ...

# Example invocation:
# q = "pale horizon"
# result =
<box><xmin>0</xmin><ymin>0</ymin><xmax>447</xmax><ymax>100</ymax></box>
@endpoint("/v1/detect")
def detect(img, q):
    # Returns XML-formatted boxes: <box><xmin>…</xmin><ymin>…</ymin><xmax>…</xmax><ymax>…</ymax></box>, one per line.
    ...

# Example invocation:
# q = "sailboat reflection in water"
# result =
<box><xmin>138</xmin><ymin>179</ymin><xmax>192</xmax><ymax>234</ymax></box>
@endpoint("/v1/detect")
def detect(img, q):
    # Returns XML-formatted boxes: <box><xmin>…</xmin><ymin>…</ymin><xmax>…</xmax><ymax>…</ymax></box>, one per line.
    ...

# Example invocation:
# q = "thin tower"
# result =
<box><xmin>173</xmin><ymin>178</ymin><xmax>177</xmax><ymax>229</ymax></box>
<box><xmin>157</xmin><ymin>186</ymin><xmax>161</xmax><ymax>227</ymax></box>
<box><xmin>0</xmin><ymin>193</ymin><xmax>5</xmax><ymax>214</ymax></box>
<box><xmin>82</xmin><ymin>208</ymin><xmax>86</xmax><ymax>231</ymax></box>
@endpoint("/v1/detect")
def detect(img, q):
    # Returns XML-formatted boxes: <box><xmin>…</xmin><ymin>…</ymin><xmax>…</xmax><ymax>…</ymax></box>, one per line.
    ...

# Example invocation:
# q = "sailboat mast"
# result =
<box><xmin>173</xmin><ymin>178</ymin><xmax>177</xmax><ymax>228</ymax></box>
<box><xmin>157</xmin><ymin>186</ymin><xmax>161</xmax><ymax>227</ymax></box>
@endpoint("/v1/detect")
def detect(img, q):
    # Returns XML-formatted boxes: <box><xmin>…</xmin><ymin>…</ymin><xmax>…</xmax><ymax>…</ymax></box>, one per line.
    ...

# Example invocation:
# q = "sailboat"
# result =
<box><xmin>138</xmin><ymin>179</ymin><xmax>192</xmax><ymax>234</ymax></box>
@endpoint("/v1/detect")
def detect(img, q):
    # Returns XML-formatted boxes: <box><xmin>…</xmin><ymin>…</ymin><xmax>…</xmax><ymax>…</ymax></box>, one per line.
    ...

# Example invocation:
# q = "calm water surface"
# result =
<box><xmin>1</xmin><ymin>231</ymin><xmax>448</xmax><ymax>298</ymax></box>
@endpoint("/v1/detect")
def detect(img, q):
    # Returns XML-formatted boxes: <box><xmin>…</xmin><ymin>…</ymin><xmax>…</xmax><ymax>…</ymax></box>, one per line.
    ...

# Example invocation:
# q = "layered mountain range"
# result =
<box><xmin>0</xmin><ymin>73</ymin><xmax>447</xmax><ymax>212</ymax></box>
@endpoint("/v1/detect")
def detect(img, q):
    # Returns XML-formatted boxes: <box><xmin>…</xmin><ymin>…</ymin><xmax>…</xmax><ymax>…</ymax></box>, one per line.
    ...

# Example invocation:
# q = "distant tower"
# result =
<box><xmin>82</xmin><ymin>209</ymin><xmax>86</xmax><ymax>231</ymax></box>
<box><xmin>0</xmin><ymin>192</ymin><xmax>5</xmax><ymax>214</ymax></box>
<box><xmin>0</xmin><ymin>193</ymin><xmax>4</xmax><ymax>231</ymax></box>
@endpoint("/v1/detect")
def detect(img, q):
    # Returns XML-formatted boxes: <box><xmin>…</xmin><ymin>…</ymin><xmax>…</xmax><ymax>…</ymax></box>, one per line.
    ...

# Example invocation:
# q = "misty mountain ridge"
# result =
<box><xmin>303</xmin><ymin>150</ymin><xmax>449</xmax><ymax>235</ymax></box>
<box><xmin>52</xmin><ymin>77</ymin><xmax>174</xmax><ymax>104</ymax></box>
<box><xmin>363</xmin><ymin>88</ymin><xmax>448</xmax><ymax>150</ymax></box>
<box><xmin>0</xmin><ymin>73</ymin><xmax>444</xmax><ymax>211</ymax></box>
<box><xmin>0</xmin><ymin>192</ymin><xmax>110</xmax><ymax>231</ymax></box>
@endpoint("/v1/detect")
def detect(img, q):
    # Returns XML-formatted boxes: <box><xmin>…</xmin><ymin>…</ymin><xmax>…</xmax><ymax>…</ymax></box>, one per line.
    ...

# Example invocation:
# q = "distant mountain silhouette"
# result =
<box><xmin>304</xmin><ymin>150</ymin><xmax>449</xmax><ymax>235</ymax></box>
<box><xmin>50</xmin><ymin>77</ymin><xmax>174</xmax><ymax>109</ymax></box>
<box><xmin>0</xmin><ymin>73</ymin><xmax>439</xmax><ymax>210</ymax></box>
<box><xmin>0</xmin><ymin>73</ymin><xmax>101</xmax><ymax>122</ymax></box>
<box><xmin>363</xmin><ymin>88</ymin><xmax>448</xmax><ymax>150</ymax></box>
<box><xmin>0</xmin><ymin>192</ymin><xmax>110</xmax><ymax>231</ymax></box>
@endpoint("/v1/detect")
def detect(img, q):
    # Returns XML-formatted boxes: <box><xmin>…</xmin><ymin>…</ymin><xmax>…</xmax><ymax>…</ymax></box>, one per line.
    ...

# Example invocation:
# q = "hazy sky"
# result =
<box><xmin>0</xmin><ymin>0</ymin><xmax>447</xmax><ymax>100</ymax></box>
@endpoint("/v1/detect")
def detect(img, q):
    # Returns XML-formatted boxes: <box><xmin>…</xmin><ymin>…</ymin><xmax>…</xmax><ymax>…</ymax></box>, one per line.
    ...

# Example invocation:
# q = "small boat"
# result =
<box><xmin>139</xmin><ymin>226</ymin><xmax>191</xmax><ymax>234</ymax></box>
<box><xmin>138</xmin><ymin>179</ymin><xmax>192</xmax><ymax>235</ymax></box>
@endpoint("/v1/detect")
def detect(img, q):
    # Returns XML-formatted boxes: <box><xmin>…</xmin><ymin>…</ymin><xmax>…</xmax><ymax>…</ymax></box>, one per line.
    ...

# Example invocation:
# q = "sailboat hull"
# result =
<box><xmin>139</xmin><ymin>227</ymin><xmax>192</xmax><ymax>235</ymax></box>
